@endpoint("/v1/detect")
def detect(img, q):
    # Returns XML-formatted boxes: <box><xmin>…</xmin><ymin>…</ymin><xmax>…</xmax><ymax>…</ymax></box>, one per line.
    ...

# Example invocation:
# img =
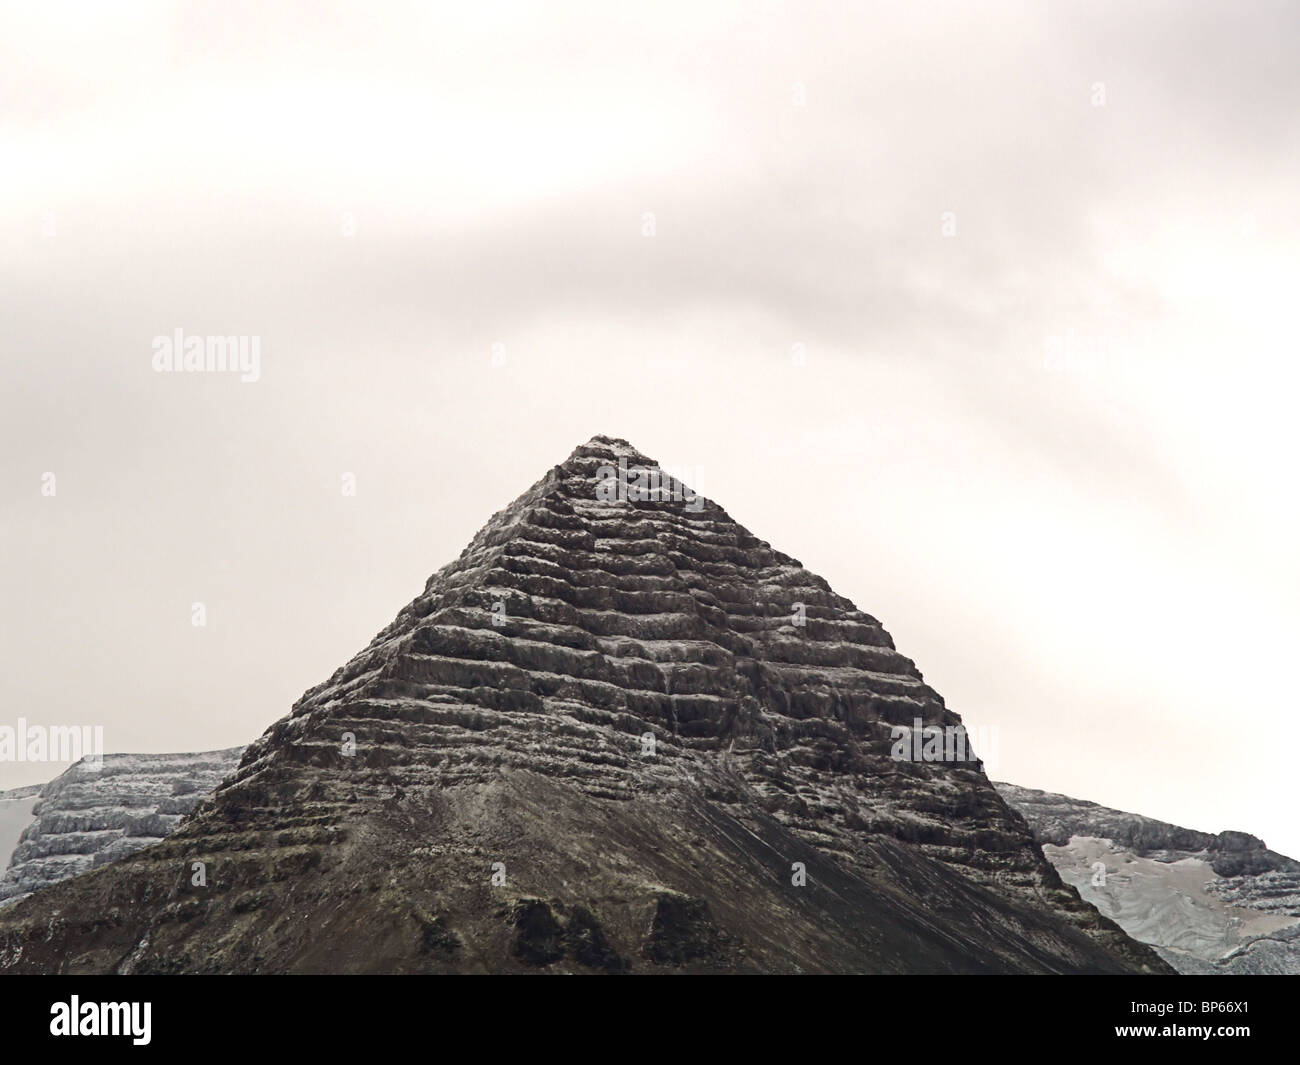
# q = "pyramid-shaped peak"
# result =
<box><xmin>583</xmin><ymin>433</ymin><xmax>637</xmax><ymax>450</ymax></box>
<box><xmin>0</xmin><ymin>437</ymin><xmax>1172</xmax><ymax>975</ymax></box>
<box><xmin>564</xmin><ymin>434</ymin><xmax>658</xmax><ymax>467</ymax></box>
<box><xmin>534</xmin><ymin>435</ymin><xmax>717</xmax><ymax>519</ymax></box>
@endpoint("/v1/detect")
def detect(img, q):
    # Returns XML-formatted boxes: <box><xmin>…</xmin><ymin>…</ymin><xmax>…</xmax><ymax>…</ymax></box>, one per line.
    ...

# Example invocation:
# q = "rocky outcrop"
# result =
<box><xmin>0</xmin><ymin>786</ymin><xmax>41</xmax><ymax>894</ymax></box>
<box><xmin>0</xmin><ymin>437</ymin><xmax>1169</xmax><ymax>974</ymax></box>
<box><xmin>0</xmin><ymin>750</ymin><xmax>244</xmax><ymax>906</ymax></box>
<box><xmin>993</xmin><ymin>783</ymin><xmax>1297</xmax><ymax>876</ymax></box>
<box><xmin>996</xmin><ymin>782</ymin><xmax>1300</xmax><ymax>974</ymax></box>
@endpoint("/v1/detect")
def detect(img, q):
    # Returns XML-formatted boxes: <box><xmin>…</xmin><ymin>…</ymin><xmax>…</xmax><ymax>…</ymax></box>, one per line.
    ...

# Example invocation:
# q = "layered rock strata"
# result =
<box><xmin>0</xmin><ymin>750</ymin><xmax>244</xmax><ymax>906</ymax></box>
<box><xmin>997</xmin><ymin>782</ymin><xmax>1300</xmax><ymax>974</ymax></box>
<box><xmin>0</xmin><ymin>437</ymin><xmax>1168</xmax><ymax>974</ymax></box>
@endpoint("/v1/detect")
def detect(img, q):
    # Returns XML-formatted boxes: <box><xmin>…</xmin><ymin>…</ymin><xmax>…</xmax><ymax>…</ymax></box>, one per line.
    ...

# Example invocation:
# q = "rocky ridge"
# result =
<box><xmin>0</xmin><ymin>750</ymin><xmax>245</xmax><ymax>906</ymax></box>
<box><xmin>0</xmin><ymin>785</ymin><xmax>42</xmax><ymax>895</ymax></box>
<box><xmin>996</xmin><ymin>782</ymin><xmax>1300</xmax><ymax>974</ymax></box>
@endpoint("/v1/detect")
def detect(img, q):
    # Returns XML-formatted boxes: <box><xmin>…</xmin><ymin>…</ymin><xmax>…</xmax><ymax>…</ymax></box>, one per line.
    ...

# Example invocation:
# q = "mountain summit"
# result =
<box><xmin>0</xmin><ymin>436</ymin><xmax>1168</xmax><ymax>973</ymax></box>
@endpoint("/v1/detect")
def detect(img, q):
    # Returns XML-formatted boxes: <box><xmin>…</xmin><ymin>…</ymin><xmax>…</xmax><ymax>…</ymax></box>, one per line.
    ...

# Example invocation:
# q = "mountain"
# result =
<box><xmin>0</xmin><ymin>750</ymin><xmax>244</xmax><ymax>907</ymax></box>
<box><xmin>0</xmin><ymin>437</ymin><xmax>1168</xmax><ymax>974</ymax></box>
<box><xmin>996</xmin><ymin>782</ymin><xmax>1300</xmax><ymax>974</ymax></box>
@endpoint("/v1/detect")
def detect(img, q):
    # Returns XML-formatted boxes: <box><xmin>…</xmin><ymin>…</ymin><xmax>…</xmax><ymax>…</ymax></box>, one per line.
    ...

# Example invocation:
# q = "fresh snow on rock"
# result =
<box><xmin>0</xmin><ymin>749</ymin><xmax>245</xmax><ymax>906</ymax></box>
<box><xmin>0</xmin><ymin>438</ymin><xmax>1168</xmax><ymax>974</ymax></box>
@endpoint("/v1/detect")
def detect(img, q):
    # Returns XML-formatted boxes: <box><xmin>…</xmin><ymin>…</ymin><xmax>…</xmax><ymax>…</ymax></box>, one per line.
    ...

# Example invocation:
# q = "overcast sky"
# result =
<box><xmin>2</xmin><ymin>1</ymin><xmax>1298</xmax><ymax>858</ymax></box>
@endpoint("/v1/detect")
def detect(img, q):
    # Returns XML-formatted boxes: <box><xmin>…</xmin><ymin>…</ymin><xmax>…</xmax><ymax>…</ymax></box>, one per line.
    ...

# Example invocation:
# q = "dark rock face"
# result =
<box><xmin>996</xmin><ymin>782</ymin><xmax>1300</xmax><ymax>974</ymax></box>
<box><xmin>0</xmin><ymin>750</ymin><xmax>245</xmax><ymax>906</ymax></box>
<box><xmin>643</xmin><ymin>893</ymin><xmax>732</xmax><ymax>967</ymax></box>
<box><xmin>565</xmin><ymin>905</ymin><xmax>626</xmax><ymax>972</ymax></box>
<box><xmin>0</xmin><ymin>437</ymin><xmax>1168</xmax><ymax>973</ymax></box>
<box><xmin>1210</xmin><ymin>832</ymin><xmax>1280</xmax><ymax>878</ymax></box>
<box><xmin>509</xmin><ymin>898</ymin><xmax>567</xmax><ymax>964</ymax></box>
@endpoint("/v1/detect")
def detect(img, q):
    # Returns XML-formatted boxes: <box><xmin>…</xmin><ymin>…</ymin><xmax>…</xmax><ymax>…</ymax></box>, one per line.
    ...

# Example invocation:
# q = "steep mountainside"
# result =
<box><xmin>0</xmin><ymin>437</ymin><xmax>1168</xmax><ymax>974</ymax></box>
<box><xmin>996</xmin><ymin>782</ymin><xmax>1300</xmax><ymax>974</ymax></box>
<box><xmin>0</xmin><ymin>750</ymin><xmax>244</xmax><ymax>907</ymax></box>
<box><xmin>0</xmin><ymin>786</ymin><xmax>41</xmax><ymax>894</ymax></box>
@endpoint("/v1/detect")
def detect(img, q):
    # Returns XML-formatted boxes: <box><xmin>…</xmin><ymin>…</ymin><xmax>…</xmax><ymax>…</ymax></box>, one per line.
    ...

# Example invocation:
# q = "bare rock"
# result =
<box><xmin>0</xmin><ymin>438</ymin><xmax>1168</xmax><ymax>974</ymax></box>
